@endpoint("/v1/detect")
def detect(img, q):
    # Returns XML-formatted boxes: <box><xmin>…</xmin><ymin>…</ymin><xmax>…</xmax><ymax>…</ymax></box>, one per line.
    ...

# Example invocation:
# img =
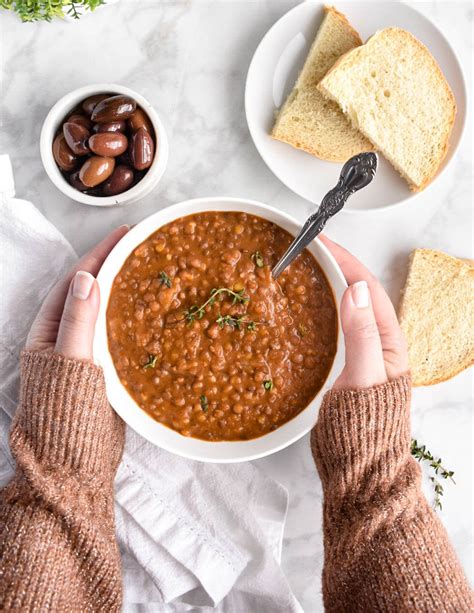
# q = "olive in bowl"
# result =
<box><xmin>40</xmin><ymin>84</ymin><xmax>168</xmax><ymax>207</ymax></box>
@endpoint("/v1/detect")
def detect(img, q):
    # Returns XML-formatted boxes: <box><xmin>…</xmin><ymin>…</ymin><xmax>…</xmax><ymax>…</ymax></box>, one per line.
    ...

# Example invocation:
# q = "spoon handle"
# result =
<box><xmin>271</xmin><ymin>152</ymin><xmax>377</xmax><ymax>279</ymax></box>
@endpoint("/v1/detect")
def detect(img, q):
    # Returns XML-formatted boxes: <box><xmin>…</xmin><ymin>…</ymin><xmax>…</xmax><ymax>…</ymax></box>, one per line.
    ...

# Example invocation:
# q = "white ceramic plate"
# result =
<box><xmin>94</xmin><ymin>197</ymin><xmax>346</xmax><ymax>463</ymax></box>
<box><xmin>245</xmin><ymin>1</ymin><xmax>466</xmax><ymax>212</ymax></box>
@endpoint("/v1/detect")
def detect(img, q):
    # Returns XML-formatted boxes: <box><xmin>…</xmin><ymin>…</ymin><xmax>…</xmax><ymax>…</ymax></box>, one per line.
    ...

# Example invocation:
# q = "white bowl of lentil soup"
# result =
<box><xmin>94</xmin><ymin>197</ymin><xmax>346</xmax><ymax>462</ymax></box>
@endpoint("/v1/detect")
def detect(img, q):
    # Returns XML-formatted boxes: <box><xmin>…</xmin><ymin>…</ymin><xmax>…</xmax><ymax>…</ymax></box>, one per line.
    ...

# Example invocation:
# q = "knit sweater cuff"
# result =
<box><xmin>11</xmin><ymin>350</ymin><xmax>124</xmax><ymax>477</ymax></box>
<box><xmin>312</xmin><ymin>375</ymin><xmax>411</xmax><ymax>486</ymax></box>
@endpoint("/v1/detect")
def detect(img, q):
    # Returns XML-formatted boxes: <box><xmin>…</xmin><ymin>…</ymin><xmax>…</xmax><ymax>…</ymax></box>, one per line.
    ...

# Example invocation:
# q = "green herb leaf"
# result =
<box><xmin>200</xmin><ymin>395</ymin><xmax>209</xmax><ymax>412</ymax></box>
<box><xmin>216</xmin><ymin>313</ymin><xmax>259</xmax><ymax>331</ymax></box>
<box><xmin>208</xmin><ymin>288</ymin><xmax>219</xmax><ymax>307</ymax></box>
<box><xmin>430</xmin><ymin>476</ymin><xmax>444</xmax><ymax>511</ymax></box>
<box><xmin>251</xmin><ymin>251</ymin><xmax>264</xmax><ymax>268</ymax></box>
<box><xmin>159</xmin><ymin>271</ymin><xmax>172</xmax><ymax>288</ymax></box>
<box><xmin>216</xmin><ymin>314</ymin><xmax>228</xmax><ymax>329</ymax></box>
<box><xmin>263</xmin><ymin>379</ymin><xmax>273</xmax><ymax>391</ymax></box>
<box><xmin>184</xmin><ymin>305</ymin><xmax>205</xmax><ymax>325</ymax></box>
<box><xmin>2</xmin><ymin>0</ymin><xmax>105</xmax><ymax>22</ymax></box>
<box><xmin>143</xmin><ymin>354</ymin><xmax>158</xmax><ymax>370</ymax></box>
<box><xmin>217</xmin><ymin>314</ymin><xmax>241</xmax><ymax>330</ymax></box>
<box><xmin>411</xmin><ymin>439</ymin><xmax>455</xmax><ymax>511</ymax></box>
<box><xmin>230</xmin><ymin>288</ymin><xmax>249</xmax><ymax>306</ymax></box>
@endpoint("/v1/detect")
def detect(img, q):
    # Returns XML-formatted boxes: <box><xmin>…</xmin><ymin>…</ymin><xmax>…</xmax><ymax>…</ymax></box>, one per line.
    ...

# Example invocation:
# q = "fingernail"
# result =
<box><xmin>118</xmin><ymin>224</ymin><xmax>130</xmax><ymax>231</ymax></box>
<box><xmin>72</xmin><ymin>271</ymin><xmax>95</xmax><ymax>300</ymax></box>
<box><xmin>351</xmin><ymin>281</ymin><xmax>369</xmax><ymax>308</ymax></box>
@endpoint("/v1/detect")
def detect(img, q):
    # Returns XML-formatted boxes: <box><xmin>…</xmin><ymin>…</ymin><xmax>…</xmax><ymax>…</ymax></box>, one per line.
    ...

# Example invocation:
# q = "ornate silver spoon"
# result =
<box><xmin>272</xmin><ymin>152</ymin><xmax>378</xmax><ymax>279</ymax></box>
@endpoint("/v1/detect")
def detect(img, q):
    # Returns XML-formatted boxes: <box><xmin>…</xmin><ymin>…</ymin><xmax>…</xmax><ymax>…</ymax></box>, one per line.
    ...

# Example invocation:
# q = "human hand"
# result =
<box><xmin>26</xmin><ymin>226</ymin><xmax>129</xmax><ymax>361</ymax></box>
<box><xmin>320</xmin><ymin>236</ymin><xmax>409</xmax><ymax>390</ymax></box>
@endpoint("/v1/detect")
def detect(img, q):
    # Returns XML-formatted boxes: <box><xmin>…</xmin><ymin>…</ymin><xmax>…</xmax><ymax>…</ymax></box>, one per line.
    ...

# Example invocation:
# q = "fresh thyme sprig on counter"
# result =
<box><xmin>411</xmin><ymin>439</ymin><xmax>455</xmax><ymax>511</ymax></box>
<box><xmin>184</xmin><ymin>287</ymin><xmax>249</xmax><ymax>325</ymax></box>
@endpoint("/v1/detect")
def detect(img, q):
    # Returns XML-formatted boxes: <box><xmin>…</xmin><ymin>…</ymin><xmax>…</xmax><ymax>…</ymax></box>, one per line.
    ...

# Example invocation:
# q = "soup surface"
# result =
<box><xmin>107</xmin><ymin>212</ymin><xmax>337</xmax><ymax>441</ymax></box>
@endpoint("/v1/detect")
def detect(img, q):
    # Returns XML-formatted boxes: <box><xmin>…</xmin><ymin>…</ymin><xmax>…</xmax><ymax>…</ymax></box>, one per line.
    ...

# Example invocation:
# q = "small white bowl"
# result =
<box><xmin>94</xmin><ymin>197</ymin><xmax>346</xmax><ymax>463</ymax></box>
<box><xmin>40</xmin><ymin>83</ymin><xmax>168</xmax><ymax>207</ymax></box>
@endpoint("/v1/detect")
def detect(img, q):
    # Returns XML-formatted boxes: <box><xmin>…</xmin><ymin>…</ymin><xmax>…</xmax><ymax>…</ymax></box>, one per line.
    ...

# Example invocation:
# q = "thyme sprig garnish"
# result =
<box><xmin>159</xmin><ymin>271</ymin><xmax>172</xmax><ymax>288</ymax></box>
<box><xmin>411</xmin><ymin>439</ymin><xmax>455</xmax><ymax>511</ymax></box>
<box><xmin>216</xmin><ymin>314</ymin><xmax>259</xmax><ymax>331</ymax></box>
<box><xmin>184</xmin><ymin>287</ymin><xmax>249</xmax><ymax>325</ymax></box>
<box><xmin>251</xmin><ymin>251</ymin><xmax>264</xmax><ymax>268</ymax></box>
<box><xmin>143</xmin><ymin>354</ymin><xmax>158</xmax><ymax>370</ymax></box>
<box><xmin>263</xmin><ymin>379</ymin><xmax>273</xmax><ymax>391</ymax></box>
<box><xmin>168</xmin><ymin>286</ymin><xmax>266</xmax><ymax>332</ymax></box>
<box><xmin>200</xmin><ymin>395</ymin><xmax>209</xmax><ymax>412</ymax></box>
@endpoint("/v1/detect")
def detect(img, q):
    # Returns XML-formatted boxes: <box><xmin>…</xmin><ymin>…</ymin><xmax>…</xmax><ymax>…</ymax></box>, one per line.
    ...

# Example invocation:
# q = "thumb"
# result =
<box><xmin>334</xmin><ymin>281</ymin><xmax>387</xmax><ymax>390</ymax></box>
<box><xmin>55</xmin><ymin>271</ymin><xmax>100</xmax><ymax>361</ymax></box>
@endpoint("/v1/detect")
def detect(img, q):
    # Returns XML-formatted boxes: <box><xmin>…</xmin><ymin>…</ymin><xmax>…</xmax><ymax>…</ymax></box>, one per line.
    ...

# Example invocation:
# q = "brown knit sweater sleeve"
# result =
<box><xmin>311</xmin><ymin>375</ymin><xmax>472</xmax><ymax>612</ymax></box>
<box><xmin>0</xmin><ymin>351</ymin><xmax>125</xmax><ymax>612</ymax></box>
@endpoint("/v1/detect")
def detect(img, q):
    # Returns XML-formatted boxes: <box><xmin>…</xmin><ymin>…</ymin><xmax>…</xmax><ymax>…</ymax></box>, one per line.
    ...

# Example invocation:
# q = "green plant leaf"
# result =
<box><xmin>1</xmin><ymin>0</ymin><xmax>106</xmax><ymax>22</ymax></box>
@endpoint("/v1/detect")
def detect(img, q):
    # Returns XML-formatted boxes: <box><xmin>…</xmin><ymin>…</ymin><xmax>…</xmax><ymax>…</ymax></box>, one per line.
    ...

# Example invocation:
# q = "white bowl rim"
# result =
<box><xmin>244</xmin><ymin>1</ymin><xmax>468</xmax><ymax>214</ymax></box>
<box><xmin>40</xmin><ymin>83</ymin><xmax>169</xmax><ymax>207</ymax></box>
<box><xmin>94</xmin><ymin>196</ymin><xmax>347</xmax><ymax>463</ymax></box>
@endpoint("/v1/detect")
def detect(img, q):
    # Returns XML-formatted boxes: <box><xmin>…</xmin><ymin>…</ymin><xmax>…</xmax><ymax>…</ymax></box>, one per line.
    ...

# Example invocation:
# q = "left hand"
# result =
<box><xmin>320</xmin><ymin>235</ymin><xmax>409</xmax><ymax>389</ymax></box>
<box><xmin>26</xmin><ymin>226</ymin><xmax>129</xmax><ymax>361</ymax></box>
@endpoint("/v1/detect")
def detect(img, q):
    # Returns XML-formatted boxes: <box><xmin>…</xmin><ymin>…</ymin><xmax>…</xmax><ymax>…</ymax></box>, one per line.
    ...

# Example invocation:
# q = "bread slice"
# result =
<box><xmin>318</xmin><ymin>28</ymin><xmax>456</xmax><ymax>190</ymax></box>
<box><xmin>398</xmin><ymin>249</ymin><xmax>473</xmax><ymax>386</ymax></box>
<box><xmin>271</xmin><ymin>6</ymin><xmax>373</xmax><ymax>162</ymax></box>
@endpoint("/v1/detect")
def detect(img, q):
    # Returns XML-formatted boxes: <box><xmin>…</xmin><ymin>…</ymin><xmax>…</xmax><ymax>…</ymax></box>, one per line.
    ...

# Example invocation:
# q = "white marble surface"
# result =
<box><xmin>1</xmin><ymin>0</ymin><xmax>472</xmax><ymax>610</ymax></box>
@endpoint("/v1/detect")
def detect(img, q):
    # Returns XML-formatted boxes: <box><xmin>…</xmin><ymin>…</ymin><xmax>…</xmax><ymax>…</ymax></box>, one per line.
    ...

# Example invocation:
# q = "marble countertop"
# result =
<box><xmin>1</xmin><ymin>0</ymin><xmax>472</xmax><ymax>610</ymax></box>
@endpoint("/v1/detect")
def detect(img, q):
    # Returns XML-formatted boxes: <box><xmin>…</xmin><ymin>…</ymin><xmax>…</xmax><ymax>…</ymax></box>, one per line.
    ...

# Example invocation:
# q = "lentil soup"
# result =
<box><xmin>107</xmin><ymin>212</ymin><xmax>337</xmax><ymax>441</ymax></box>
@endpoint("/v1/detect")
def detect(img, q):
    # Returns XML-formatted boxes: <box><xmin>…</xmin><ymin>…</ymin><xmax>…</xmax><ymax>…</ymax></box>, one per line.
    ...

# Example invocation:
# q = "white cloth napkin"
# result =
<box><xmin>0</xmin><ymin>155</ymin><xmax>302</xmax><ymax>612</ymax></box>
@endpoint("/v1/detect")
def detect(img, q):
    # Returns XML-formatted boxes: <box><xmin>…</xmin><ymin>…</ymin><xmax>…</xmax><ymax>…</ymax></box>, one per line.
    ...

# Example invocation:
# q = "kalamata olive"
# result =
<box><xmin>52</xmin><ymin>134</ymin><xmax>77</xmax><ymax>172</ymax></box>
<box><xmin>102</xmin><ymin>165</ymin><xmax>134</xmax><ymax>196</ymax></box>
<box><xmin>129</xmin><ymin>127</ymin><xmax>154</xmax><ymax>170</ymax></box>
<box><xmin>82</xmin><ymin>94</ymin><xmax>111</xmax><ymax>116</ymax></box>
<box><xmin>63</xmin><ymin>122</ymin><xmax>90</xmax><ymax>156</ymax></box>
<box><xmin>69</xmin><ymin>171</ymin><xmax>89</xmax><ymax>192</ymax></box>
<box><xmin>91</xmin><ymin>95</ymin><xmax>137</xmax><ymax>123</ymax></box>
<box><xmin>68</xmin><ymin>104</ymin><xmax>84</xmax><ymax>115</ymax></box>
<box><xmin>84</xmin><ymin>186</ymin><xmax>103</xmax><ymax>197</ymax></box>
<box><xmin>67</xmin><ymin>113</ymin><xmax>93</xmax><ymax>131</ymax></box>
<box><xmin>132</xmin><ymin>170</ymin><xmax>146</xmax><ymax>186</ymax></box>
<box><xmin>79</xmin><ymin>156</ymin><xmax>115</xmax><ymax>187</ymax></box>
<box><xmin>116</xmin><ymin>150</ymin><xmax>133</xmax><ymax>167</ymax></box>
<box><xmin>89</xmin><ymin>132</ymin><xmax>128</xmax><ymax>157</ymax></box>
<box><xmin>128</xmin><ymin>107</ymin><xmax>153</xmax><ymax>134</ymax></box>
<box><xmin>92</xmin><ymin>120</ymin><xmax>127</xmax><ymax>134</ymax></box>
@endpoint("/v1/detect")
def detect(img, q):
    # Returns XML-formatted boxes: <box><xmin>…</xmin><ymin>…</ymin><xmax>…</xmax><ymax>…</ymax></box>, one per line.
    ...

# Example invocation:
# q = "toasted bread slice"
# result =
<box><xmin>271</xmin><ymin>6</ymin><xmax>373</xmax><ymax>162</ymax></box>
<box><xmin>318</xmin><ymin>28</ymin><xmax>456</xmax><ymax>190</ymax></box>
<box><xmin>398</xmin><ymin>249</ymin><xmax>474</xmax><ymax>386</ymax></box>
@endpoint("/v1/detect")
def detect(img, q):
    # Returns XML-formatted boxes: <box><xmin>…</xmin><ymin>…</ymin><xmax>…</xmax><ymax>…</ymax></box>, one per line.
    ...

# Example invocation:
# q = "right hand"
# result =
<box><xmin>320</xmin><ymin>236</ymin><xmax>409</xmax><ymax>390</ymax></box>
